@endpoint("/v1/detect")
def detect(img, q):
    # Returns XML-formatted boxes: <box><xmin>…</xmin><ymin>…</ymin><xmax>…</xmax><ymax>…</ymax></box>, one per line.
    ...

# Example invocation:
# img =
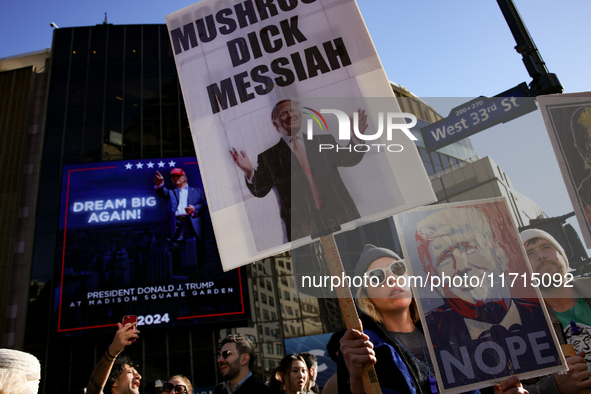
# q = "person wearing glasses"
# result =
<box><xmin>338</xmin><ymin>244</ymin><xmax>527</xmax><ymax>394</ymax></box>
<box><xmin>163</xmin><ymin>375</ymin><xmax>193</xmax><ymax>394</ymax></box>
<box><xmin>214</xmin><ymin>334</ymin><xmax>271</xmax><ymax>394</ymax></box>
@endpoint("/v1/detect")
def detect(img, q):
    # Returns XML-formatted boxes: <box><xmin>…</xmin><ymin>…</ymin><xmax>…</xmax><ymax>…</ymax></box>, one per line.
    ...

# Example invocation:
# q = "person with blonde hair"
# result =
<box><xmin>164</xmin><ymin>375</ymin><xmax>192</xmax><ymax>394</ymax></box>
<box><xmin>338</xmin><ymin>244</ymin><xmax>526</xmax><ymax>394</ymax></box>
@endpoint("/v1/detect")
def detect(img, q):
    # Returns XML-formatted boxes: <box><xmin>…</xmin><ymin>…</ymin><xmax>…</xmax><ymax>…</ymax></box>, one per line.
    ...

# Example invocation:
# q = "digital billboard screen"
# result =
<box><xmin>53</xmin><ymin>157</ymin><xmax>246</xmax><ymax>335</ymax></box>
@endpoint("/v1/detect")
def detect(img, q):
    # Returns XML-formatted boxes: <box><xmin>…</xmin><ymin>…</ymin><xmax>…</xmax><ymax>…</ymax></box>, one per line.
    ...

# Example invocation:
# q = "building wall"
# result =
<box><xmin>431</xmin><ymin>156</ymin><xmax>546</xmax><ymax>226</ymax></box>
<box><xmin>0</xmin><ymin>64</ymin><xmax>47</xmax><ymax>349</ymax></box>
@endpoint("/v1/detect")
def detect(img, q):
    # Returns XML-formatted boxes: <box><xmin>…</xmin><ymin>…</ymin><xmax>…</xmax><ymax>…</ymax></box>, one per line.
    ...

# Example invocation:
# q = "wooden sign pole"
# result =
<box><xmin>320</xmin><ymin>234</ymin><xmax>382</xmax><ymax>394</ymax></box>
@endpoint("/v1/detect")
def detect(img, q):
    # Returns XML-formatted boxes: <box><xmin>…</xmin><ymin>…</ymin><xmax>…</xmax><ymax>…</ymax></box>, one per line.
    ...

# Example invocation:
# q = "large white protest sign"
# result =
<box><xmin>537</xmin><ymin>92</ymin><xmax>591</xmax><ymax>248</ymax></box>
<box><xmin>394</xmin><ymin>198</ymin><xmax>566</xmax><ymax>393</ymax></box>
<box><xmin>166</xmin><ymin>0</ymin><xmax>435</xmax><ymax>270</ymax></box>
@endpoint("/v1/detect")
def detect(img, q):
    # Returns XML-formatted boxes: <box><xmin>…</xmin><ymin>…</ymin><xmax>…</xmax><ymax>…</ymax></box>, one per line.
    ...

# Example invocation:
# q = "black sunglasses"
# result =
<box><xmin>365</xmin><ymin>260</ymin><xmax>407</xmax><ymax>285</ymax></box>
<box><xmin>218</xmin><ymin>350</ymin><xmax>232</xmax><ymax>359</ymax></box>
<box><xmin>163</xmin><ymin>383</ymin><xmax>187</xmax><ymax>394</ymax></box>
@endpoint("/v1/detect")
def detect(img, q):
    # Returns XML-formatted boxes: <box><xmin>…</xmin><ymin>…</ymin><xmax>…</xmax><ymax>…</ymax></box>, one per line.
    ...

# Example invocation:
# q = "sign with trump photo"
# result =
<box><xmin>537</xmin><ymin>92</ymin><xmax>591</xmax><ymax>248</ymax></box>
<box><xmin>53</xmin><ymin>158</ymin><xmax>245</xmax><ymax>335</ymax></box>
<box><xmin>394</xmin><ymin>198</ymin><xmax>565</xmax><ymax>393</ymax></box>
<box><xmin>166</xmin><ymin>0</ymin><xmax>435</xmax><ymax>270</ymax></box>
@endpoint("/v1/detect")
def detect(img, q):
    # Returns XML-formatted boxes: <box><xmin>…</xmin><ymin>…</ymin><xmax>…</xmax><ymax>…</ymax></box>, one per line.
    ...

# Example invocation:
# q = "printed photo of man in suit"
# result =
<box><xmin>230</xmin><ymin>99</ymin><xmax>368</xmax><ymax>243</ymax></box>
<box><xmin>154</xmin><ymin>167</ymin><xmax>205</xmax><ymax>279</ymax></box>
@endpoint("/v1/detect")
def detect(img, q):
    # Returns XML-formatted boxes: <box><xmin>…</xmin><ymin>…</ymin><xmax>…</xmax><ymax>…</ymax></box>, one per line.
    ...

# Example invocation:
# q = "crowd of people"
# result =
<box><xmin>84</xmin><ymin>229</ymin><xmax>590</xmax><ymax>394</ymax></box>
<box><xmin>85</xmin><ymin>327</ymin><xmax>333</xmax><ymax>394</ymax></box>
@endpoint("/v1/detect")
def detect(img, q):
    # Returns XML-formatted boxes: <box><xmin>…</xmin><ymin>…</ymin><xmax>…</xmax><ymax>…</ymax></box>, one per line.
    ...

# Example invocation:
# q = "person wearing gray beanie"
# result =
<box><xmin>339</xmin><ymin>243</ymin><xmax>528</xmax><ymax>394</ymax></box>
<box><xmin>520</xmin><ymin>228</ymin><xmax>591</xmax><ymax>394</ymax></box>
<box><xmin>339</xmin><ymin>244</ymin><xmax>429</xmax><ymax>394</ymax></box>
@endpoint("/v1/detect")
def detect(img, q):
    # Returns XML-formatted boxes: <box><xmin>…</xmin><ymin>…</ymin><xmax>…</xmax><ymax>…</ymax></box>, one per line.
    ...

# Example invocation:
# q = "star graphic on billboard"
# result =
<box><xmin>125</xmin><ymin>163</ymin><xmax>133</xmax><ymax>170</ymax></box>
<box><xmin>147</xmin><ymin>162</ymin><xmax>154</xmax><ymax>169</ymax></box>
<box><xmin>136</xmin><ymin>163</ymin><xmax>144</xmax><ymax>169</ymax></box>
<box><xmin>157</xmin><ymin>161</ymin><xmax>165</xmax><ymax>168</ymax></box>
<box><xmin>168</xmin><ymin>160</ymin><xmax>176</xmax><ymax>167</ymax></box>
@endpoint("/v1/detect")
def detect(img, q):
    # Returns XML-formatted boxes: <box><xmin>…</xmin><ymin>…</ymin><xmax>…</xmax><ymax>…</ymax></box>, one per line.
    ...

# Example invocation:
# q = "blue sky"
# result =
<box><xmin>2</xmin><ymin>0</ymin><xmax>589</xmax><ymax>252</ymax></box>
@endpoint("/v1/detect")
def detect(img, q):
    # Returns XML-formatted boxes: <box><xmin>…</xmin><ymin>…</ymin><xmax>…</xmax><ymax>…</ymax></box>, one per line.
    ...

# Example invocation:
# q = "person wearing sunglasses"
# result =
<box><xmin>213</xmin><ymin>334</ymin><xmax>271</xmax><ymax>394</ymax></box>
<box><xmin>338</xmin><ymin>244</ymin><xmax>527</xmax><ymax>394</ymax></box>
<box><xmin>163</xmin><ymin>375</ymin><xmax>192</xmax><ymax>394</ymax></box>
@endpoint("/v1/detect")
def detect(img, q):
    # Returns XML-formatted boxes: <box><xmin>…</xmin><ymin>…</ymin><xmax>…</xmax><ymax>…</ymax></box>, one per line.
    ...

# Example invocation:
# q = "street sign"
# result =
<box><xmin>420</xmin><ymin>83</ymin><xmax>537</xmax><ymax>152</ymax></box>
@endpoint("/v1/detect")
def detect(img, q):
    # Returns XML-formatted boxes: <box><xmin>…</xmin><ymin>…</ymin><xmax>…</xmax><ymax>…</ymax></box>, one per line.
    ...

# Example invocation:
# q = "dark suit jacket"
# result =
<box><xmin>213</xmin><ymin>374</ymin><xmax>272</xmax><ymax>394</ymax></box>
<box><xmin>246</xmin><ymin>134</ymin><xmax>364</xmax><ymax>241</ymax></box>
<box><xmin>156</xmin><ymin>185</ymin><xmax>205</xmax><ymax>239</ymax></box>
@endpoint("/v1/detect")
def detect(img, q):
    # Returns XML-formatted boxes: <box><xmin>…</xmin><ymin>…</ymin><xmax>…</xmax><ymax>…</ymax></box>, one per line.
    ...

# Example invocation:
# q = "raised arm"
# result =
<box><xmin>86</xmin><ymin>323</ymin><xmax>139</xmax><ymax>394</ymax></box>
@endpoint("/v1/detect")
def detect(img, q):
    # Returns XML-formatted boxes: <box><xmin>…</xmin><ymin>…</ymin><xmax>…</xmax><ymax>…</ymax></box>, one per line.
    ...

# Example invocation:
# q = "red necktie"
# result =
<box><xmin>291</xmin><ymin>136</ymin><xmax>323</xmax><ymax>209</ymax></box>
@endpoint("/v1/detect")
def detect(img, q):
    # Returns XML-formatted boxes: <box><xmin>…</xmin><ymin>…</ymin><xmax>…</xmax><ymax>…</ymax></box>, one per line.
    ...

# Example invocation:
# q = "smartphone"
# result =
<box><xmin>122</xmin><ymin>315</ymin><xmax>137</xmax><ymax>342</ymax></box>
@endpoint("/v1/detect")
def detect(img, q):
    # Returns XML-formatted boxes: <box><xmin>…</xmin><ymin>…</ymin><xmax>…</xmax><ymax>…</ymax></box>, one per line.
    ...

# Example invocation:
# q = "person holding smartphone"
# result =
<box><xmin>86</xmin><ymin>321</ymin><xmax>141</xmax><ymax>394</ymax></box>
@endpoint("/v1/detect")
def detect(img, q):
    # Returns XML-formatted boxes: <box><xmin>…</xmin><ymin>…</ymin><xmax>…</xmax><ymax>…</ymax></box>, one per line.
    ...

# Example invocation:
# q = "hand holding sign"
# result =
<box><xmin>555</xmin><ymin>347</ymin><xmax>591</xmax><ymax>394</ymax></box>
<box><xmin>340</xmin><ymin>322</ymin><xmax>377</xmax><ymax>394</ymax></box>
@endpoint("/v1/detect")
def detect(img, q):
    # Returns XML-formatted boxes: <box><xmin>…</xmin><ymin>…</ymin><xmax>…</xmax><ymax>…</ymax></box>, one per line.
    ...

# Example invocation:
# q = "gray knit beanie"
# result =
<box><xmin>520</xmin><ymin>228</ymin><xmax>569</xmax><ymax>271</ymax></box>
<box><xmin>353</xmin><ymin>244</ymin><xmax>402</xmax><ymax>292</ymax></box>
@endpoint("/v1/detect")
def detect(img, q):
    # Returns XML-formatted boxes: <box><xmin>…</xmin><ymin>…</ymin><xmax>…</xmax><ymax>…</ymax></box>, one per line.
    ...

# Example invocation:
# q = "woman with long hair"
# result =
<box><xmin>269</xmin><ymin>354</ymin><xmax>310</xmax><ymax>394</ymax></box>
<box><xmin>338</xmin><ymin>244</ymin><xmax>526</xmax><ymax>394</ymax></box>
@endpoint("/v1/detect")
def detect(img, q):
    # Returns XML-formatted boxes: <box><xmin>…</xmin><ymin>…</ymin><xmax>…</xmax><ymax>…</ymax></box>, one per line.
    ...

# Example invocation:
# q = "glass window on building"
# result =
<box><xmin>284</xmin><ymin>291</ymin><xmax>290</xmax><ymax>301</ymax></box>
<box><xmin>269</xmin><ymin>296</ymin><xmax>274</xmax><ymax>307</ymax></box>
<box><xmin>261</xmin><ymin>294</ymin><xmax>267</xmax><ymax>304</ymax></box>
<box><xmin>263</xmin><ymin>309</ymin><xmax>270</xmax><ymax>321</ymax></box>
<box><xmin>253</xmin><ymin>291</ymin><xmax>258</xmax><ymax>301</ymax></box>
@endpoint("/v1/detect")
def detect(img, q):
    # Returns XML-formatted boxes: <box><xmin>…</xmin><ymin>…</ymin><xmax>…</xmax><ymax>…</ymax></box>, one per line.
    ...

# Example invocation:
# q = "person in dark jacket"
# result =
<box><xmin>338</xmin><ymin>244</ymin><xmax>527</xmax><ymax>394</ymax></box>
<box><xmin>213</xmin><ymin>334</ymin><xmax>271</xmax><ymax>394</ymax></box>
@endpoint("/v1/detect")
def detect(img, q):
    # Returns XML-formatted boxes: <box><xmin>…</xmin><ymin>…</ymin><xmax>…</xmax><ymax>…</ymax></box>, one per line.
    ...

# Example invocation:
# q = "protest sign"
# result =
<box><xmin>54</xmin><ymin>158</ymin><xmax>245</xmax><ymax>334</ymax></box>
<box><xmin>394</xmin><ymin>198</ymin><xmax>566</xmax><ymax>393</ymax></box>
<box><xmin>537</xmin><ymin>92</ymin><xmax>591</xmax><ymax>248</ymax></box>
<box><xmin>166</xmin><ymin>0</ymin><xmax>436</xmax><ymax>270</ymax></box>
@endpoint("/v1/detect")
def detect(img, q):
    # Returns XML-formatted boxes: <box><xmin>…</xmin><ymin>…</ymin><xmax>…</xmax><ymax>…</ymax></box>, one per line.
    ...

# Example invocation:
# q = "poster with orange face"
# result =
<box><xmin>394</xmin><ymin>198</ymin><xmax>566</xmax><ymax>393</ymax></box>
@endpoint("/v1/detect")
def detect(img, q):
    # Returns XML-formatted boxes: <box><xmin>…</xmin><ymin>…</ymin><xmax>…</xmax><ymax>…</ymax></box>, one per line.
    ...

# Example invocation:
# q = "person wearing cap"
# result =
<box><xmin>521</xmin><ymin>229</ymin><xmax>591</xmax><ymax>394</ymax></box>
<box><xmin>86</xmin><ymin>322</ymin><xmax>141</xmax><ymax>394</ymax></box>
<box><xmin>144</xmin><ymin>379</ymin><xmax>166</xmax><ymax>394</ymax></box>
<box><xmin>338</xmin><ymin>244</ymin><xmax>527</xmax><ymax>394</ymax></box>
<box><xmin>229</xmin><ymin>99</ymin><xmax>368</xmax><ymax>243</ymax></box>
<box><xmin>154</xmin><ymin>167</ymin><xmax>205</xmax><ymax>277</ymax></box>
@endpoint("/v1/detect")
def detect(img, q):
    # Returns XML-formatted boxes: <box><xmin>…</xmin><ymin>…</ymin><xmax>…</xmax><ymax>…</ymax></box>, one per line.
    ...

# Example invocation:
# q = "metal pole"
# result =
<box><xmin>496</xmin><ymin>0</ymin><xmax>563</xmax><ymax>96</ymax></box>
